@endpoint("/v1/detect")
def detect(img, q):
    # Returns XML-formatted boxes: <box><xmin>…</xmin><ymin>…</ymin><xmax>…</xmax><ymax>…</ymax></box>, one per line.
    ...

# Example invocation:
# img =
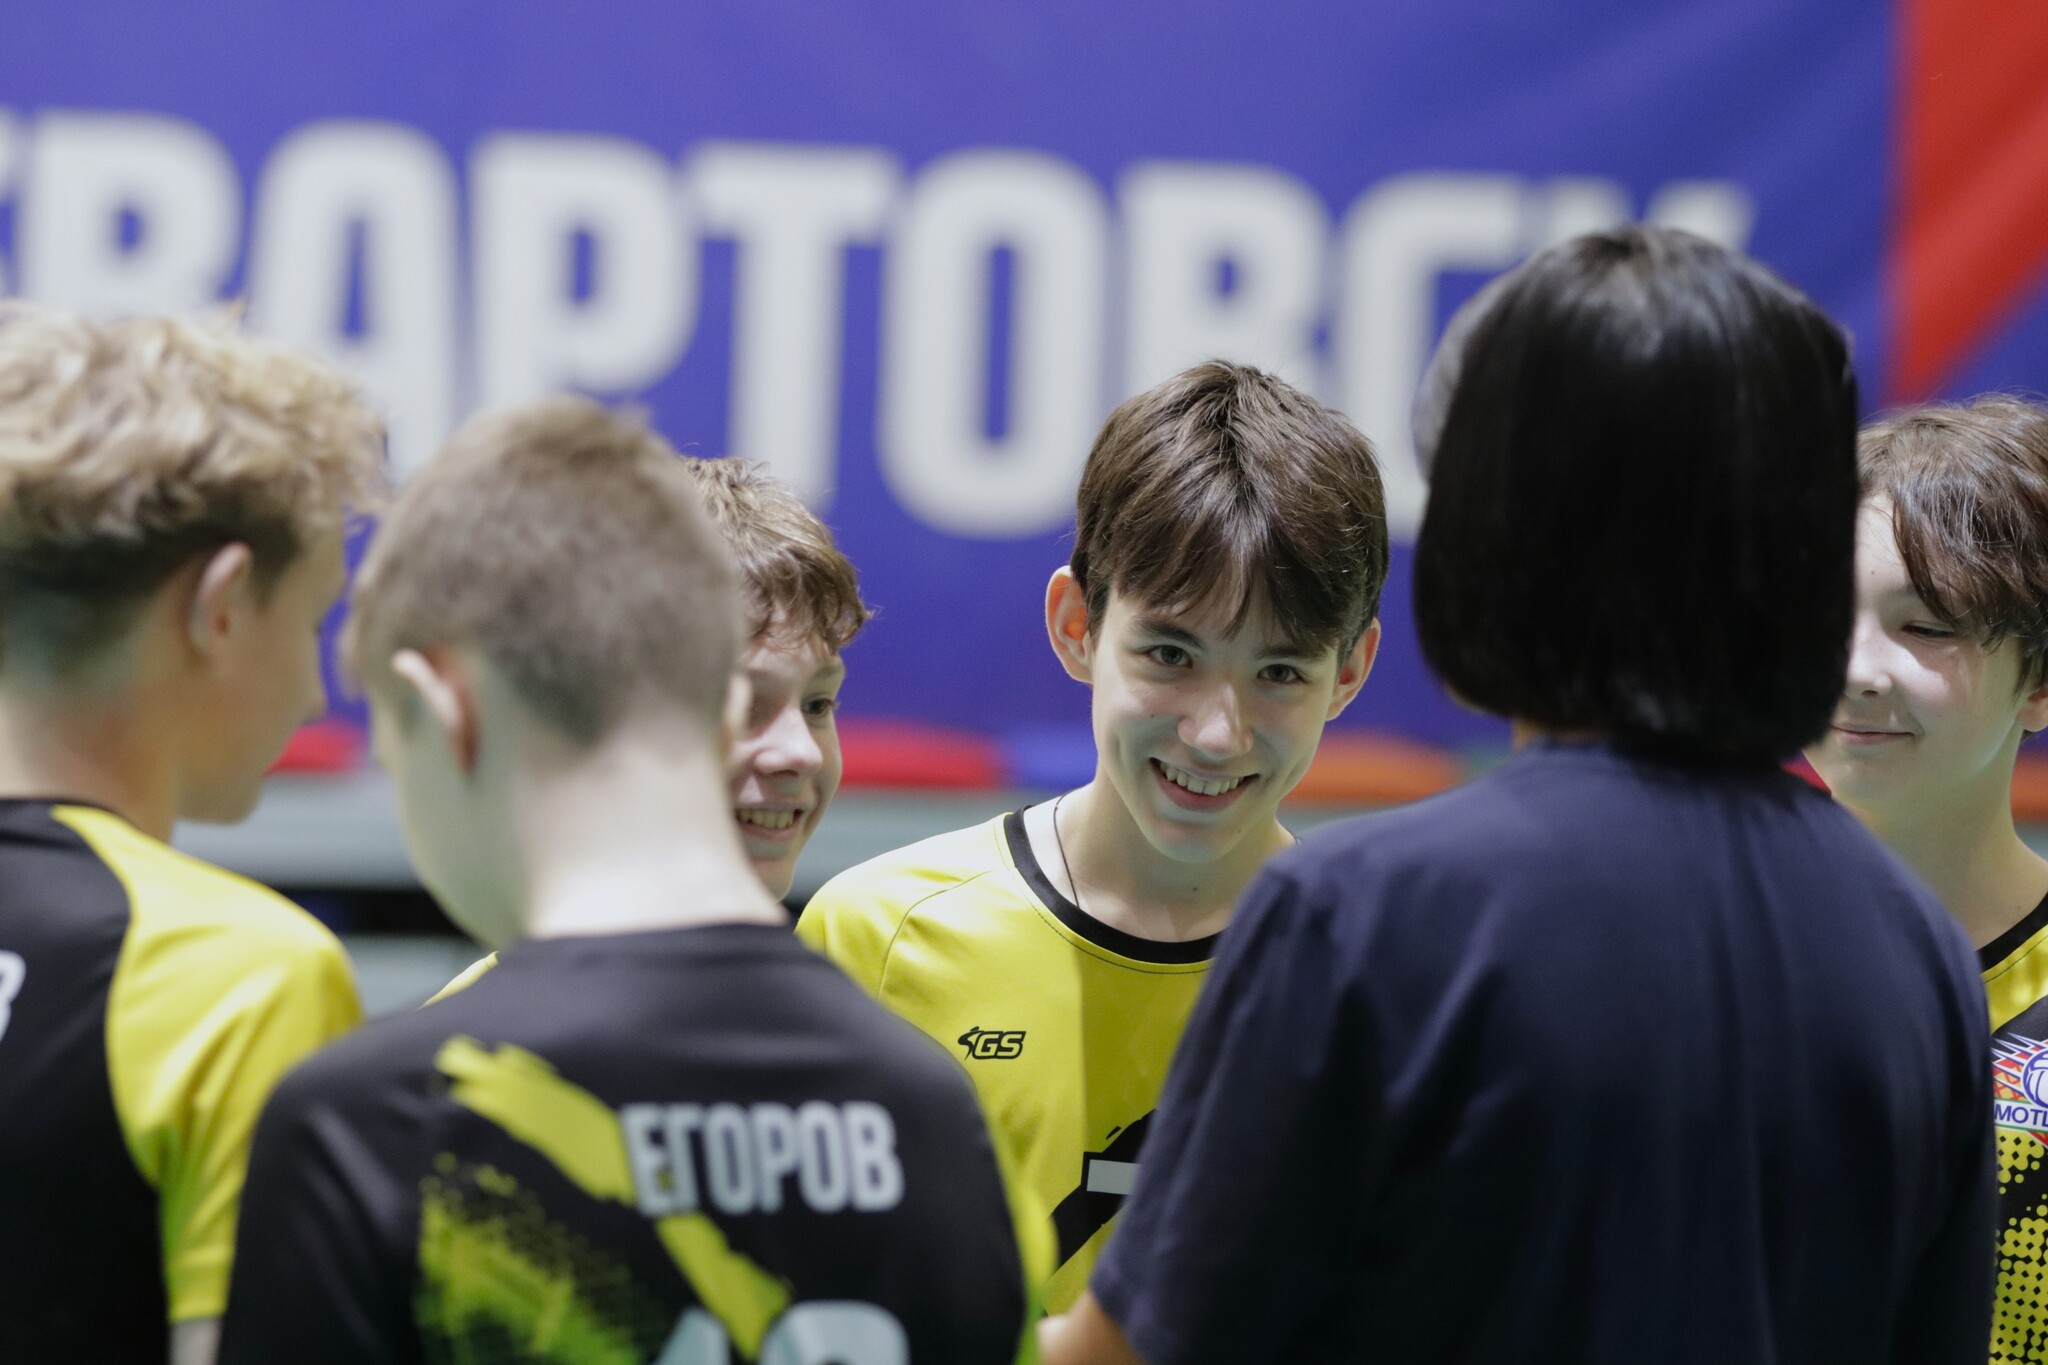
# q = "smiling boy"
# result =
<box><xmin>1803</xmin><ymin>397</ymin><xmax>2048</xmax><ymax>1365</ymax></box>
<box><xmin>220</xmin><ymin>400</ymin><xmax>1038</xmax><ymax>1364</ymax></box>
<box><xmin>796</xmin><ymin>361</ymin><xmax>1387</xmax><ymax>1309</ymax></box>
<box><xmin>427</xmin><ymin>455</ymin><xmax>867</xmax><ymax>1001</ymax></box>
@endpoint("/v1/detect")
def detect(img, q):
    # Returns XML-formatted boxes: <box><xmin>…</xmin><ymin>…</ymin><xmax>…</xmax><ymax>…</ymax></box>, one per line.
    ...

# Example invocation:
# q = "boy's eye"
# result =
<box><xmin>1903</xmin><ymin>622</ymin><xmax>1957</xmax><ymax>641</ymax></box>
<box><xmin>1145</xmin><ymin>644</ymin><xmax>1192</xmax><ymax>668</ymax></box>
<box><xmin>1260</xmin><ymin>663</ymin><xmax>1308</xmax><ymax>685</ymax></box>
<box><xmin>802</xmin><ymin>695</ymin><xmax>839</xmax><ymax>720</ymax></box>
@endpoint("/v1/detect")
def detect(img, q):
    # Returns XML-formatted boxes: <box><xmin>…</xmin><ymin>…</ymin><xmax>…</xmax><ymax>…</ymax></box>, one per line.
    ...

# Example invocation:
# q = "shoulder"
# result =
<box><xmin>264</xmin><ymin>997</ymin><xmax>451</xmax><ymax>1128</ymax></box>
<box><xmin>799</xmin><ymin>816</ymin><xmax>1014</xmax><ymax>940</ymax></box>
<box><xmin>57</xmin><ymin>804</ymin><xmax>347</xmax><ymax>968</ymax></box>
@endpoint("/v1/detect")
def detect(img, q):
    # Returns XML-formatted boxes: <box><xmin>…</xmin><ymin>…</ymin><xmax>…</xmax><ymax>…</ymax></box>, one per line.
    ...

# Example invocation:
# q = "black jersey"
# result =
<box><xmin>0</xmin><ymin>800</ymin><xmax>361</xmax><ymax>1360</ymax></box>
<box><xmin>219</xmin><ymin>923</ymin><xmax>1043</xmax><ymax>1365</ymax></box>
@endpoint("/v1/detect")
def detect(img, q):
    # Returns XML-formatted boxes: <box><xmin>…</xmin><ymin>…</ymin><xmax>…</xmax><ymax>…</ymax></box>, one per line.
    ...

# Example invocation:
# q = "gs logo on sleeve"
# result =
<box><xmin>957</xmin><ymin>1027</ymin><xmax>1025</xmax><ymax>1061</ymax></box>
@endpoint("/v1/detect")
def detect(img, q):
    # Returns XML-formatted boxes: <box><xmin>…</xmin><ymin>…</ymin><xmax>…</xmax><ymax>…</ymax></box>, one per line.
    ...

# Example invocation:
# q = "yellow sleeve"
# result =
<box><xmin>991</xmin><ymin>1099</ymin><xmax>1054</xmax><ymax>1364</ymax></box>
<box><xmin>793</xmin><ymin>874</ymin><xmax>908</xmax><ymax>995</ymax></box>
<box><xmin>425</xmin><ymin>950</ymin><xmax>501</xmax><ymax>1005</ymax></box>
<box><xmin>59</xmin><ymin>807</ymin><xmax>365</xmax><ymax>1323</ymax></box>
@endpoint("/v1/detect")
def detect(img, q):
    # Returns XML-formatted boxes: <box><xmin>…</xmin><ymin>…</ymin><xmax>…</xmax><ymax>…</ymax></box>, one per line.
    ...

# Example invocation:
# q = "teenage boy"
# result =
<box><xmin>1047</xmin><ymin>228</ymin><xmax>1991</xmax><ymax>1365</ymax></box>
<box><xmin>0</xmin><ymin>307</ymin><xmax>381</xmax><ymax>1365</ymax></box>
<box><xmin>1803</xmin><ymin>397</ymin><xmax>2048</xmax><ymax>1365</ymax></box>
<box><xmin>218</xmin><ymin>399</ymin><xmax>1043</xmax><ymax>1364</ymax></box>
<box><xmin>797</xmin><ymin>360</ymin><xmax>1387</xmax><ymax>1310</ymax></box>
<box><xmin>429</xmin><ymin>454</ymin><xmax>869</xmax><ymax>998</ymax></box>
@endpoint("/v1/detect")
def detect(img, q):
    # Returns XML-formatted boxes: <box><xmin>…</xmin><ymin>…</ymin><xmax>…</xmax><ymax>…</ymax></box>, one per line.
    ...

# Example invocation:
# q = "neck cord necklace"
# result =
<box><xmin>1051</xmin><ymin>792</ymin><xmax>1083</xmax><ymax>912</ymax></box>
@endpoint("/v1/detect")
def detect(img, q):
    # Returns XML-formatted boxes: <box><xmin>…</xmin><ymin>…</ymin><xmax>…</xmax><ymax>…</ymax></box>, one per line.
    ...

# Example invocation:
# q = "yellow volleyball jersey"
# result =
<box><xmin>0</xmin><ymin>800</ymin><xmax>362</xmax><ymax>1359</ymax></box>
<box><xmin>796</xmin><ymin>808</ymin><xmax>1215</xmax><ymax>1311</ymax></box>
<box><xmin>1981</xmin><ymin>890</ymin><xmax>2048</xmax><ymax>1364</ymax></box>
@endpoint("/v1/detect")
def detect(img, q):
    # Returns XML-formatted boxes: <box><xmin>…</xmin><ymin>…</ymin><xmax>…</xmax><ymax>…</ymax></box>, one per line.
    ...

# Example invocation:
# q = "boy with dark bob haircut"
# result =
<box><xmin>799</xmin><ymin>360</ymin><xmax>1385</xmax><ymax>1311</ymax></box>
<box><xmin>1803</xmin><ymin>397</ymin><xmax>2048</xmax><ymax>1364</ymax></box>
<box><xmin>220</xmin><ymin>399</ymin><xmax>1041</xmax><ymax>1364</ymax></box>
<box><xmin>1048</xmin><ymin>228</ymin><xmax>1991</xmax><ymax>1364</ymax></box>
<box><xmin>0</xmin><ymin>305</ymin><xmax>380</xmax><ymax>1365</ymax></box>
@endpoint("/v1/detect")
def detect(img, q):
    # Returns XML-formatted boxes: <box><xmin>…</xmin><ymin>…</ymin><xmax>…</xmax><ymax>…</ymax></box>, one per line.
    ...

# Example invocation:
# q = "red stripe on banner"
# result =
<box><xmin>837</xmin><ymin>719</ymin><xmax>1005</xmax><ymax>790</ymax></box>
<box><xmin>1894</xmin><ymin>0</ymin><xmax>2048</xmax><ymax>400</ymax></box>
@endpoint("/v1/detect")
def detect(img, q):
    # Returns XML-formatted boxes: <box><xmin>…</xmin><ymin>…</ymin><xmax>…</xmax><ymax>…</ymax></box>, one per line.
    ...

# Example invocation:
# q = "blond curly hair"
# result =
<box><xmin>0</xmin><ymin>304</ymin><xmax>384</xmax><ymax>669</ymax></box>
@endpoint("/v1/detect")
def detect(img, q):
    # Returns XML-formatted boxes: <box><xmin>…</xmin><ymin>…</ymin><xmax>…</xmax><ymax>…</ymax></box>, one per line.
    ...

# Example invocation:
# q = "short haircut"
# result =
<box><xmin>1413</xmin><ymin>226</ymin><xmax>1860</xmax><ymax>764</ymax></box>
<box><xmin>1858</xmin><ymin>396</ymin><xmax>2048</xmax><ymax>689</ymax></box>
<box><xmin>347</xmin><ymin>398</ymin><xmax>741</xmax><ymax>745</ymax></box>
<box><xmin>0</xmin><ymin>304</ymin><xmax>383</xmax><ymax>672</ymax></box>
<box><xmin>1071</xmin><ymin>360</ymin><xmax>1387</xmax><ymax>654</ymax></box>
<box><xmin>683</xmin><ymin>457</ymin><xmax>870</xmax><ymax>651</ymax></box>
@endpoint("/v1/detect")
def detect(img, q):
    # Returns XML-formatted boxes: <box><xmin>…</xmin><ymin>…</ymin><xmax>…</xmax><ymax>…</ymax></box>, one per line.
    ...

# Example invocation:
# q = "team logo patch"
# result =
<box><xmin>957</xmin><ymin>1026</ymin><xmax>1025</xmax><ymax>1060</ymax></box>
<box><xmin>1993</xmin><ymin>1033</ymin><xmax>2048</xmax><ymax>1138</ymax></box>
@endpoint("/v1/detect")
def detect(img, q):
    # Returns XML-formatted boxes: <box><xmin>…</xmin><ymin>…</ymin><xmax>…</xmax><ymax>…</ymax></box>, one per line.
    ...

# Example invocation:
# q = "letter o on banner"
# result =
<box><xmin>880</xmin><ymin>149</ymin><xmax>1108</xmax><ymax>538</ymax></box>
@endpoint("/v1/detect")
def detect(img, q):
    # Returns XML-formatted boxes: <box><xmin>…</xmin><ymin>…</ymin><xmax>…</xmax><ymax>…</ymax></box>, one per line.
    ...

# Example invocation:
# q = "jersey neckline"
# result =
<box><xmin>1980</xmin><ymin>888</ymin><xmax>2048</xmax><ymax>974</ymax></box>
<box><xmin>1001</xmin><ymin>809</ymin><xmax>1219</xmax><ymax>965</ymax></box>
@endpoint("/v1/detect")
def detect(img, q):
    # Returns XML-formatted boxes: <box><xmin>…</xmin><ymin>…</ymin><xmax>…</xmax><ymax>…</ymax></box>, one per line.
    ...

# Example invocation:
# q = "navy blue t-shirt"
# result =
<box><xmin>1093</xmin><ymin>741</ymin><xmax>1993</xmax><ymax>1365</ymax></box>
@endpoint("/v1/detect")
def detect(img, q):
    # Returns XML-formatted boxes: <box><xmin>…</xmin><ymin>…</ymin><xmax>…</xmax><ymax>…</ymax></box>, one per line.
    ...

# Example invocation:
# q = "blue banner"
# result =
<box><xmin>5</xmin><ymin>0</ymin><xmax>2014</xmax><ymax>785</ymax></box>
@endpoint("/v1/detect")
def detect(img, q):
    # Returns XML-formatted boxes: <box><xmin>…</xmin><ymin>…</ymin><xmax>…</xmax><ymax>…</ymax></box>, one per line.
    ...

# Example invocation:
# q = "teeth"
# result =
<box><xmin>736</xmin><ymin>809</ymin><xmax>796</xmax><ymax>831</ymax></box>
<box><xmin>1159</xmin><ymin>762</ymin><xmax>1248</xmax><ymax>798</ymax></box>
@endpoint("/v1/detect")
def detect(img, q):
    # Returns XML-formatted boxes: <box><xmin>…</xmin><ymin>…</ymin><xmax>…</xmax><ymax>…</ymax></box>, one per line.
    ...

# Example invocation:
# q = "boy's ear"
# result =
<box><xmin>390</xmin><ymin>647</ymin><xmax>481</xmax><ymax>775</ymax></box>
<box><xmin>1045</xmin><ymin>567</ymin><xmax>1095</xmax><ymax>685</ymax></box>
<box><xmin>185</xmin><ymin>543</ymin><xmax>258</xmax><ymax>658</ymax></box>
<box><xmin>1324</xmin><ymin>619</ymin><xmax>1382</xmax><ymax>723</ymax></box>
<box><xmin>2021</xmin><ymin>667</ymin><xmax>2048</xmax><ymax>736</ymax></box>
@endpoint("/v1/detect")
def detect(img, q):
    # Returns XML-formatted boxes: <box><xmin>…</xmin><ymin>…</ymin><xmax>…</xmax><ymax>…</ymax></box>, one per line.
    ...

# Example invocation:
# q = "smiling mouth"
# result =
<box><xmin>1155</xmin><ymin>759</ymin><xmax>1252</xmax><ymax>798</ymax></box>
<box><xmin>1833</xmin><ymin>725</ymin><xmax>1911</xmax><ymax>741</ymax></box>
<box><xmin>735</xmin><ymin>808</ymin><xmax>800</xmax><ymax>832</ymax></box>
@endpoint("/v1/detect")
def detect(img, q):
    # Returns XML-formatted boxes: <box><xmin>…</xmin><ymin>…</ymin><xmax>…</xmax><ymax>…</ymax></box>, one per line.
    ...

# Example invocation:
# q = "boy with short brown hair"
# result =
<box><xmin>0</xmin><ymin>304</ymin><xmax>383</xmax><ymax>1365</ymax></box>
<box><xmin>221</xmin><ymin>398</ymin><xmax>1040</xmax><ymax>1363</ymax></box>
<box><xmin>691</xmin><ymin>456</ymin><xmax>871</xmax><ymax>898</ymax></box>
<box><xmin>1804</xmin><ymin>395</ymin><xmax>2048</xmax><ymax>1365</ymax></box>
<box><xmin>424</xmin><ymin>449</ymin><xmax>873</xmax><ymax>1002</ymax></box>
<box><xmin>798</xmin><ymin>359</ymin><xmax>1386</xmax><ymax>1310</ymax></box>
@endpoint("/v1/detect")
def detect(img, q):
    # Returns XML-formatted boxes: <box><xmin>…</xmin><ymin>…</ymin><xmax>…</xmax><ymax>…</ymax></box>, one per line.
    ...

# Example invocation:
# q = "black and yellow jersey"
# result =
<box><xmin>795</xmin><ymin>810</ymin><xmax>1213</xmax><ymax>1312</ymax></box>
<box><xmin>1982</xmin><ymin>890</ymin><xmax>2048</xmax><ymax>1363</ymax></box>
<box><xmin>219</xmin><ymin>923</ymin><xmax>1048</xmax><ymax>1365</ymax></box>
<box><xmin>0</xmin><ymin>798</ymin><xmax>362</xmax><ymax>1360</ymax></box>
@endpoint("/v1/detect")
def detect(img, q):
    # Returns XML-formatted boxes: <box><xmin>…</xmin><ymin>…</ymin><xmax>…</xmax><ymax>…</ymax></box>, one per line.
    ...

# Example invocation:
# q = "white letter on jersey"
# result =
<box><xmin>750</xmin><ymin>1104</ymin><xmax>801</xmax><ymax>1213</ymax></box>
<box><xmin>624</xmin><ymin>1104</ymin><xmax>677</xmax><ymax>1216</ymax></box>
<box><xmin>796</xmin><ymin>1101</ymin><xmax>850</xmax><ymax>1212</ymax></box>
<box><xmin>844</xmin><ymin>1102</ymin><xmax>903</xmax><ymax>1211</ymax></box>
<box><xmin>658</xmin><ymin>1303</ymin><xmax>908</xmax><ymax>1365</ymax></box>
<box><xmin>0</xmin><ymin>951</ymin><xmax>23</xmax><ymax>1043</ymax></box>
<box><xmin>703</xmin><ymin>1104</ymin><xmax>758</xmax><ymax>1214</ymax></box>
<box><xmin>762</xmin><ymin>1302</ymin><xmax>909</xmax><ymax>1365</ymax></box>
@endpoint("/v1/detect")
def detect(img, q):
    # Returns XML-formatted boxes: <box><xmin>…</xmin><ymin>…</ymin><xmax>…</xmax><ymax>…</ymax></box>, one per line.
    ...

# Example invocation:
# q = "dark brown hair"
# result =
<box><xmin>1070</xmin><ymin>360</ymin><xmax>1387</xmax><ymax>654</ymax></box>
<box><xmin>1859</xmin><ymin>396</ymin><xmax>2048</xmax><ymax>689</ymax></box>
<box><xmin>348</xmin><ymin>398</ymin><xmax>740</xmax><ymax>745</ymax></box>
<box><xmin>1414</xmin><ymin>227</ymin><xmax>1859</xmax><ymax>764</ymax></box>
<box><xmin>684</xmin><ymin>457</ymin><xmax>870</xmax><ymax>651</ymax></box>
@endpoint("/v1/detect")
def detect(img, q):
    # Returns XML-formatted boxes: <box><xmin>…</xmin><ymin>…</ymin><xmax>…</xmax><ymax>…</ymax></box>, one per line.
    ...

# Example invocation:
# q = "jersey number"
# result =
<box><xmin>656</xmin><ymin>1302</ymin><xmax>906</xmax><ymax>1364</ymax></box>
<box><xmin>0</xmin><ymin>952</ymin><xmax>23</xmax><ymax>1043</ymax></box>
